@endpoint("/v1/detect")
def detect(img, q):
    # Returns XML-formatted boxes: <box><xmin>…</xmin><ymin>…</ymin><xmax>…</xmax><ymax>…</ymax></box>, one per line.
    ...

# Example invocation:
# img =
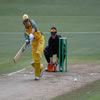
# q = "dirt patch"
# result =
<box><xmin>0</xmin><ymin>64</ymin><xmax>100</xmax><ymax>100</ymax></box>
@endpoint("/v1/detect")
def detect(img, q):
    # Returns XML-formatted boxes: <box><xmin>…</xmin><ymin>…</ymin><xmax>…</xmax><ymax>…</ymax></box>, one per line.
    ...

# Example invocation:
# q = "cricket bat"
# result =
<box><xmin>13</xmin><ymin>43</ymin><xmax>27</xmax><ymax>63</ymax></box>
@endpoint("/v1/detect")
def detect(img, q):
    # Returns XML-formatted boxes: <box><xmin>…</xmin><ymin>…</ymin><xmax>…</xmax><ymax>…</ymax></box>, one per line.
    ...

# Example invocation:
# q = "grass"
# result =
<box><xmin>0</xmin><ymin>0</ymin><xmax>100</xmax><ymax>16</ymax></box>
<box><xmin>52</xmin><ymin>80</ymin><xmax>100</xmax><ymax>100</ymax></box>
<box><xmin>0</xmin><ymin>32</ymin><xmax>100</xmax><ymax>74</ymax></box>
<box><xmin>0</xmin><ymin>0</ymin><xmax>100</xmax><ymax>100</ymax></box>
<box><xmin>0</xmin><ymin>16</ymin><xmax>100</xmax><ymax>32</ymax></box>
<box><xmin>0</xmin><ymin>32</ymin><xmax>31</xmax><ymax>74</ymax></box>
<box><xmin>0</xmin><ymin>0</ymin><xmax>100</xmax><ymax>74</ymax></box>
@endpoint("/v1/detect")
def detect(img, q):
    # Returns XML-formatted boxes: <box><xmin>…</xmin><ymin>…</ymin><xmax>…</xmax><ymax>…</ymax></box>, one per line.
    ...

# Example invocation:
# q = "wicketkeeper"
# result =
<box><xmin>44</xmin><ymin>27</ymin><xmax>66</xmax><ymax>72</ymax></box>
<box><xmin>23</xmin><ymin>14</ymin><xmax>45</xmax><ymax>80</ymax></box>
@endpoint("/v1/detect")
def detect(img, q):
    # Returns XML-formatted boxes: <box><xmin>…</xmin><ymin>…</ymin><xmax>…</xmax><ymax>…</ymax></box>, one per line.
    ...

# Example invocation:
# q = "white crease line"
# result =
<box><xmin>8</xmin><ymin>68</ymin><xmax>25</xmax><ymax>76</ymax></box>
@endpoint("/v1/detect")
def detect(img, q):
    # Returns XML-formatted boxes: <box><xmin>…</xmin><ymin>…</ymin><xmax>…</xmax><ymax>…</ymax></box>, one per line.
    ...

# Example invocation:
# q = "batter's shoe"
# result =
<box><xmin>45</xmin><ymin>67</ymin><xmax>48</xmax><ymax>72</ymax></box>
<box><xmin>35</xmin><ymin>76</ymin><xmax>40</xmax><ymax>80</ymax></box>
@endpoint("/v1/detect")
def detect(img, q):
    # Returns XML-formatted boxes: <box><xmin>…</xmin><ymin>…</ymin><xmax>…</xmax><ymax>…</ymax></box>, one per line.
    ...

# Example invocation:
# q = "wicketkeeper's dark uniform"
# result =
<box><xmin>44</xmin><ymin>35</ymin><xmax>66</xmax><ymax>66</ymax></box>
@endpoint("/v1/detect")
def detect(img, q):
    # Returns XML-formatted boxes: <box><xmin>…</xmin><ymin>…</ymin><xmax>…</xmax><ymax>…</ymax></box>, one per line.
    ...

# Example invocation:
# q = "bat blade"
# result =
<box><xmin>13</xmin><ymin>43</ymin><xmax>27</xmax><ymax>63</ymax></box>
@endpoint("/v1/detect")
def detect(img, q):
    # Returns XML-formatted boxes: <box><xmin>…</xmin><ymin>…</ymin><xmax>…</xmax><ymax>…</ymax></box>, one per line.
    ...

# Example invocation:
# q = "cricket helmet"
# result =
<box><xmin>50</xmin><ymin>27</ymin><xmax>57</xmax><ymax>35</ymax></box>
<box><xmin>23</xmin><ymin>14</ymin><xmax>29</xmax><ymax>22</ymax></box>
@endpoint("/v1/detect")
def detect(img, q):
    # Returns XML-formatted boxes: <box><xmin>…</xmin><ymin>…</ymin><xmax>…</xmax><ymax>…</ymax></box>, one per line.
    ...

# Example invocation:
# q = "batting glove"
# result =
<box><xmin>29</xmin><ymin>34</ymin><xmax>34</xmax><ymax>44</ymax></box>
<box><xmin>26</xmin><ymin>39</ymin><xmax>30</xmax><ymax>45</ymax></box>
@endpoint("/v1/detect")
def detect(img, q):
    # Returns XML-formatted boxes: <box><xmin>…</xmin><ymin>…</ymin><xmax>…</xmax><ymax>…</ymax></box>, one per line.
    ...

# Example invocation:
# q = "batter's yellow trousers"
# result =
<box><xmin>31</xmin><ymin>35</ymin><xmax>45</xmax><ymax>77</ymax></box>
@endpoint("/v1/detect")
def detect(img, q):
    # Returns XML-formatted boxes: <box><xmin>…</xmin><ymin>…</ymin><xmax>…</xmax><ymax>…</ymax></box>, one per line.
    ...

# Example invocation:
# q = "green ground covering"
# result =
<box><xmin>0</xmin><ymin>0</ymin><xmax>100</xmax><ymax>100</ymax></box>
<box><xmin>0</xmin><ymin>0</ymin><xmax>100</xmax><ymax>74</ymax></box>
<box><xmin>0</xmin><ymin>32</ymin><xmax>100</xmax><ymax>74</ymax></box>
<box><xmin>52</xmin><ymin>80</ymin><xmax>100</xmax><ymax>100</ymax></box>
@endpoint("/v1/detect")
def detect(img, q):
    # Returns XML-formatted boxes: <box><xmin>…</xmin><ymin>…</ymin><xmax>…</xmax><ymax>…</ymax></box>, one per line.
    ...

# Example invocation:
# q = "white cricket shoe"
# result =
<box><xmin>45</xmin><ymin>67</ymin><xmax>48</xmax><ymax>71</ymax></box>
<box><xmin>35</xmin><ymin>76</ymin><xmax>40</xmax><ymax>80</ymax></box>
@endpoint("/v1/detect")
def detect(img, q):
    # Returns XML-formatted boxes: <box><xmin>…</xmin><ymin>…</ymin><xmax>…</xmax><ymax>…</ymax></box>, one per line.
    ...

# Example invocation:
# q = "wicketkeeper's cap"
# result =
<box><xmin>50</xmin><ymin>27</ymin><xmax>57</xmax><ymax>35</ymax></box>
<box><xmin>23</xmin><ymin>14</ymin><xmax>29</xmax><ymax>22</ymax></box>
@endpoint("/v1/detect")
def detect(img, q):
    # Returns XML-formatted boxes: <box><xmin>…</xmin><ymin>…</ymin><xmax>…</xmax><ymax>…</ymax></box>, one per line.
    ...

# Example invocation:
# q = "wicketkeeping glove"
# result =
<box><xmin>54</xmin><ymin>62</ymin><xmax>57</xmax><ymax>67</ymax></box>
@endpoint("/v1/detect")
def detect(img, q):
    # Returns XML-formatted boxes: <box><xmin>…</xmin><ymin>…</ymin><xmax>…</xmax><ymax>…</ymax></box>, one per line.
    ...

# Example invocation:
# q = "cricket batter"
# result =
<box><xmin>44</xmin><ymin>27</ymin><xmax>66</xmax><ymax>72</ymax></box>
<box><xmin>23</xmin><ymin>14</ymin><xmax>45</xmax><ymax>80</ymax></box>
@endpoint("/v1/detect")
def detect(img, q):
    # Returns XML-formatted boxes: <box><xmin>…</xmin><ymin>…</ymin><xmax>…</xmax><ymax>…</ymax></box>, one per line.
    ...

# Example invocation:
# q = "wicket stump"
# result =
<box><xmin>59</xmin><ymin>37</ymin><xmax>67</xmax><ymax>72</ymax></box>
